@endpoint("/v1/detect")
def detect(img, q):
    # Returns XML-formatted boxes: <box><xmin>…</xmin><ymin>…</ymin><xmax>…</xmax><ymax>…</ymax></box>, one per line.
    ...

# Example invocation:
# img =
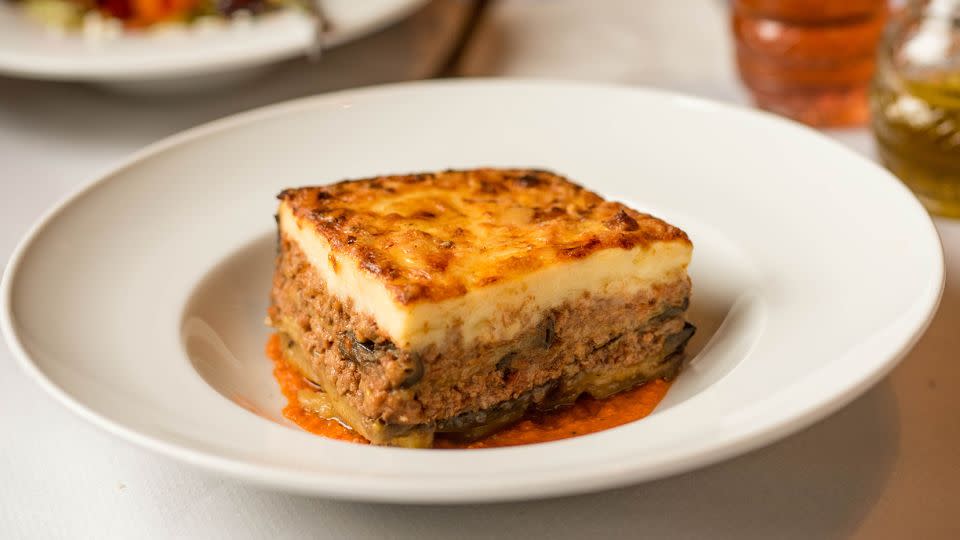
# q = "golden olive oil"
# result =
<box><xmin>871</xmin><ymin>72</ymin><xmax>960</xmax><ymax>217</ymax></box>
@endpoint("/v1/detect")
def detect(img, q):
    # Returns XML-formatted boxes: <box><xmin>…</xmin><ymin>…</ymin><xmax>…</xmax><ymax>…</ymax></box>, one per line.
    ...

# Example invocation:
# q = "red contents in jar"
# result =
<box><xmin>732</xmin><ymin>0</ymin><xmax>888</xmax><ymax>127</ymax></box>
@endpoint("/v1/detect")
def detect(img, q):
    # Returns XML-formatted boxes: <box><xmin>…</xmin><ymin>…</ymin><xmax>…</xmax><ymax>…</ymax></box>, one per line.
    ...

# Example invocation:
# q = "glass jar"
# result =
<box><xmin>732</xmin><ymin>0</ymin><xmax>889</xmax><ymax>127</ymax></box>
<box><xmin>871</xmin><ymin>0</ymin><xmax>960</xmax><ymax>217</ymax></box>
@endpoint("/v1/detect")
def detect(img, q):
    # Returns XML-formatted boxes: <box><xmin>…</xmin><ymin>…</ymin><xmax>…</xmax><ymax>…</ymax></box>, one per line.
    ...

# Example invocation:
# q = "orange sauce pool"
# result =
<box><xmin>266</xmin><ymin>334</ymin><xmax>670</xmax><ymax>448</ymax></box>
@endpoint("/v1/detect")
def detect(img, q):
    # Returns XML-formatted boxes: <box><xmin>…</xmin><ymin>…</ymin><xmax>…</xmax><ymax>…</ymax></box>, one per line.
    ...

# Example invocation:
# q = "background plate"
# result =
<box><xmin>0</xmin><ymin>0</ymin><xmax>427</xmax><ymax>81</ymax></box>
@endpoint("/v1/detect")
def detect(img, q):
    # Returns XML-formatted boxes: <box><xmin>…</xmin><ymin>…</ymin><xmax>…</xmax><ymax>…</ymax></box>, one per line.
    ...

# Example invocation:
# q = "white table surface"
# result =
<box><xmin>2</xmin><ymin>1</ymin><xmax>958</xmax><ymax>538</ymax></box>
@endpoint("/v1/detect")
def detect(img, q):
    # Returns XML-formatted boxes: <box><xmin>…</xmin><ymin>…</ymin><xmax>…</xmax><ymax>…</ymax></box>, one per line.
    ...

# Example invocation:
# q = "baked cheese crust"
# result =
<box><xmin>277</xmin><ymin>168</ymin><xmax>692</xmax><ymax>349</ymax></box>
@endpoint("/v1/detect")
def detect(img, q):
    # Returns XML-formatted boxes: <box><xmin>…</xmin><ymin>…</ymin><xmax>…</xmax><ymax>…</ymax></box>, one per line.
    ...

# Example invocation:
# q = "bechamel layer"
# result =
<box><xmin>279</xmin><ymin>205</ymin><xmax>691</xmax><ymax>350</ymax></box>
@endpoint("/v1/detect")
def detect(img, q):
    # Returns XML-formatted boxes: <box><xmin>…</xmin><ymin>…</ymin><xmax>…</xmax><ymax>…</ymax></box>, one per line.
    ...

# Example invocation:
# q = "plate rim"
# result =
<box><xmin>0</xmin><ymin>0</ymin><xmax>428</xmax><ymax>81</ymax></box>
<box><xmin>1</xmin><ymin>78</ymin><xmax>945</xmax><ymax>503</ymax></box>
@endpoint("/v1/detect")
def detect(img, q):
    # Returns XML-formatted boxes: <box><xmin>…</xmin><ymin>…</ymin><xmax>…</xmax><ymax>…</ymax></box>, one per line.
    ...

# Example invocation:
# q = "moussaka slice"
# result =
<box><xmin>267</xmin><ymin>168</ymin><xmax>694</xmax><ymax>447</ymax></box>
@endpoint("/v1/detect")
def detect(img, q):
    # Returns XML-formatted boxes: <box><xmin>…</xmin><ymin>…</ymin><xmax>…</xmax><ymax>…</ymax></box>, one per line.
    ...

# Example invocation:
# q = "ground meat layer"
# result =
<box><xmin>269</xmin><ymin>235</ymin><xmax>694</xmax><ymax>446</ymax></box>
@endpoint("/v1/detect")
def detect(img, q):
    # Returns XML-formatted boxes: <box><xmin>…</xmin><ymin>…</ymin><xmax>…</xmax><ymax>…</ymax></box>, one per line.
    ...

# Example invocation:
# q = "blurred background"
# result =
<box><xmin>1</xmin><ymin>1</ymin><xmax>958</xmax><ymax>538</ymax></box>
<box><xmin>2</xmin><ymin>0</ymin><xmax>958</xmax><ymax>223</ymax></box>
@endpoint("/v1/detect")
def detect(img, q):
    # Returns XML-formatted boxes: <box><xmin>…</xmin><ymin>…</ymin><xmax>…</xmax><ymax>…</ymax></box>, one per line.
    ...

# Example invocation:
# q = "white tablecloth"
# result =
<box><xmin>2</xmin><ymin>1</ymin><xmax>958</xmax><ymax>538</ymax></box>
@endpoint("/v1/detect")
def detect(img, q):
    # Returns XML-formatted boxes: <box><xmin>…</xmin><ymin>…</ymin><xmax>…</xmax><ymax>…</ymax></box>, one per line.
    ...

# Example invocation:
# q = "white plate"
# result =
<box><xmin>1</xmin><ymin>80</ymin><xmax>943</xmax><ymax>503</ymax></box>
<box><xmin>0</xmin><ymin>0</ymin><xmax>426</xmax><ymax>84</ymax></box>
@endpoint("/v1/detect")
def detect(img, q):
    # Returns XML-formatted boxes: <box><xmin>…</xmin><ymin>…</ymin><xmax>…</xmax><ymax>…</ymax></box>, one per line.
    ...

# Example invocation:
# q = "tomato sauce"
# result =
<box><xmin>266</xmin><ymin>334</ymin><xmax>670</xmax><ymax>448</ymax></box>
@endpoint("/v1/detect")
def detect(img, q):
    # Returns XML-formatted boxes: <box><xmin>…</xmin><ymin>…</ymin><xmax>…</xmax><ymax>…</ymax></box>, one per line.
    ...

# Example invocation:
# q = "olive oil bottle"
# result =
<box><xmin>872</xmin><ymin>73</ymin><xmax>960</xmax><ymax>216</ymax></box>
<box><xmin>870</xmin><ymin>1</ymin><xmax>960</xmax><ymax>217</ymax></box>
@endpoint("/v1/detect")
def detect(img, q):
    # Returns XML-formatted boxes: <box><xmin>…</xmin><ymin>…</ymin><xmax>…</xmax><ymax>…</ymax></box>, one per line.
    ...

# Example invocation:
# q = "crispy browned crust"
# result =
<box><xmin>278</xmin><ymin>168</ymin><xmax>690</xmax><ymax>305</ymax></box>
